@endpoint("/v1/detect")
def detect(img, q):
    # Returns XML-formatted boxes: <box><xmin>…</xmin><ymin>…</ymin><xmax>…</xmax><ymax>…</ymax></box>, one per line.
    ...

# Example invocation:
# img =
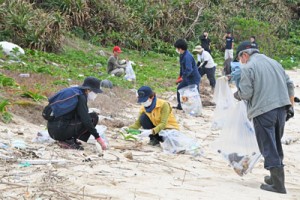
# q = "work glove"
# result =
<box><xmin>96</xmin><ymin>137</ymin><xmax>107</xmax><ymax>150</ymax></box>
<box><xmin>197</xmin><ymin>61</ymin><xmax>201</xmax><ymax>67</ymax></box>
<box><xmin>233</xmin><ymin>91</ymin><xmax>241</xmax><ymax>101</ymax></box>
<box><xmin>286</xmin><ymin>106</ymin><xmax>294</xmax><ymax>121</ymax></box>
<box><xmin>176</xmin><ymin>76</ymin><xmax>183</xmax><ymax>84</ymax></box>
<box><xmin>138</xmin><ymin>129</ymin><xmax>153</xmax><ymax>139</ymax></box>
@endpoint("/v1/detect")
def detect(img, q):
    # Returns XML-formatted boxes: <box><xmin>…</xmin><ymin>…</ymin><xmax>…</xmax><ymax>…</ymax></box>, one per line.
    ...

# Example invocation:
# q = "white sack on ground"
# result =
<box><xmin>160</xmin><ymin>130</ymin><xmax>202</xmax><ymax>156</ymax></box>
<box><xmin>32</xmin><ymin>130</ymin><xmax>55</xmax><ymax>143</ymax></box>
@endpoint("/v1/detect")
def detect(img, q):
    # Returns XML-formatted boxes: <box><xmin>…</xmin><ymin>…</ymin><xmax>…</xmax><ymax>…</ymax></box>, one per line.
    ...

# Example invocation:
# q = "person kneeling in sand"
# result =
<box><xmin>128</xmin><ymin>86</ymin><xmax>180</xmax><ymax>146</ymax></box>
<box><xmin>107</xmin><ymin>46</ymin><xmax>127</xmax><ymax>77</ymax></box>
<box><xmin>45</xmin><ymin>77</ymin><xmax>106</xmax><ymax>151</ymax></box>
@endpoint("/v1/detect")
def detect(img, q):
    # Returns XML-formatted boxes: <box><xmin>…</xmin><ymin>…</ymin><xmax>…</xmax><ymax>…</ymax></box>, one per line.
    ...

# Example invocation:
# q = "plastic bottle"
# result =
<box><xmin>19</xmin><ymin>73</ymin><xmax>30</xmax><ymax>78</ymax></box>
<box><xmin>12</xmin><ymin>139</ymin><xmax>26</xmax><ymax>149</ymax></box>
<box><xmin>0</xmin><ymin>142</ymin><xmax>8</xmax><ymax>149</ymax></box>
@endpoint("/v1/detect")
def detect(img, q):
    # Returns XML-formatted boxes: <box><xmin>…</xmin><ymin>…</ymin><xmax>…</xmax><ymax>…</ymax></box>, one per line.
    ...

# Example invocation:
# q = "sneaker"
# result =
<box><xmin>58</xmin><ymin>139</ymin><xmax>84</xmax><ymax>150</ymax></box>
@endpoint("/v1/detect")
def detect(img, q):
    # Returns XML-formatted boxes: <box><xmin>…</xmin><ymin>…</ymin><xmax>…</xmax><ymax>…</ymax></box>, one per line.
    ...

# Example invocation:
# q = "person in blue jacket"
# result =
<box><xmin>229</xmin><ymin>58</ymin><xmax>241</xmax><ymax>88</ymax></box>
<box><xmin>173</xmin><ymin>39</ymin><xmax>201</xmax><ymax>110</ymax></box>
<box><xmin>46</xmin><ymin>77</ymin><xmax>106</xmax><ymax>150</ymax></box>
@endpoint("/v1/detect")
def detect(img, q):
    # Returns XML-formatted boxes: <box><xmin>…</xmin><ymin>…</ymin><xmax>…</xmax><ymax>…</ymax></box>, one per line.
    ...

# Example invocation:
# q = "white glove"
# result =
<box><xmin>138</xmin><ymin>129</ymin><xmax>153</xmax><ymax>138</ymax></box>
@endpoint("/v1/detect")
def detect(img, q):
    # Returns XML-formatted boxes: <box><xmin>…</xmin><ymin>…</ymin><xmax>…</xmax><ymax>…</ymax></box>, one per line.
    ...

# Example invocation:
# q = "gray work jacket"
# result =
<box><xmin>238</xmin><ymin>53</ymin><xmax>294</xmax><ymax>119</ymax></box>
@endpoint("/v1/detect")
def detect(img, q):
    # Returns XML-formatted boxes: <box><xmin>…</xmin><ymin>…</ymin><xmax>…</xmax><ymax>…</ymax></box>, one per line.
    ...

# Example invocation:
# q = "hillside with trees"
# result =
<box><xmin>0</xmin><ymin>0</ymin><xmax>299</xmax><ymax>67</ymax></box>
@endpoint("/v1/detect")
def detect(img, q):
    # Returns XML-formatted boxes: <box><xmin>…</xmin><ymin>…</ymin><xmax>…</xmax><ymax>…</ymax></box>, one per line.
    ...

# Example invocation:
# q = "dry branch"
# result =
<box><xmin>184</xmin><ymin>4</ymin><xmax>204</xmax><ymax>38</ymax></box>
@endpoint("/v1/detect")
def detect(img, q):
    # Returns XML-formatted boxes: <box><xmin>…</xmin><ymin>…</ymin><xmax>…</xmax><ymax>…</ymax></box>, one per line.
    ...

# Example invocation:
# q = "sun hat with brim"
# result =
<box><xmin>80</xmin><ymin>77</ymin><xmax>103</xmax><ymax>93</ymax></box>
<box><xmin>192</xmin><ymin>45</ymin><xmax>204</xmax><ymax>54</ymax></box>
<box><xmin>137</xmin><ymin>86</ymin><xmax>153</xmax><ymax>103</ymax></box>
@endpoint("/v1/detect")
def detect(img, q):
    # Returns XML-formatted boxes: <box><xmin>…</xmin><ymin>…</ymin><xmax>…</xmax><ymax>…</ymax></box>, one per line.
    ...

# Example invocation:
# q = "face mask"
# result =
<box><xmin>141</xmin><ymin>99</ymin><xmax>152</xmax><ymax>107</ymax></box>
<box><xmin>88</xmin><ymin>91</ymin><xmax>97</xmax><ymax>101</ymax></box>
<box><xmin>176</xmin><ymin>49</ymin><xmax>180</xmax><ymax>54</ymax></box>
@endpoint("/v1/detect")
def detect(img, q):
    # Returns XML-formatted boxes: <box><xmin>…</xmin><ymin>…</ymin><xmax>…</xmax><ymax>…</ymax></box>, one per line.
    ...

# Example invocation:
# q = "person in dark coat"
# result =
<box><xmin>47</xmin><ymin>77</ymin><xmax>106</xmax><ymax>150</ymax></box>
<box><xmin>173</xmin><ymin>39</ymin><xmax>201</xmax><ymax>110</ymax></box>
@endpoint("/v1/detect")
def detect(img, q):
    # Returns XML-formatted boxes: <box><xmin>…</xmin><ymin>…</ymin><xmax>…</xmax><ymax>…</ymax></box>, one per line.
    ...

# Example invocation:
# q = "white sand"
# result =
<box><xmin>0</xmin><ymin>70</ymin><xmax>299</xmax><ymax>200</ymax></box>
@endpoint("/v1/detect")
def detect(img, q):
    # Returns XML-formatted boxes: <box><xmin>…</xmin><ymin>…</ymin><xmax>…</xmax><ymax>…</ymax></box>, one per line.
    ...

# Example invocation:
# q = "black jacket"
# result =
<box><xmin>50</xmin><ymin>94</ymin><xmax>99</xmax><ymax>139</ymax></box>
<box><xmin>200</xmin><ymin>35</ymin><xmax>211</xmax><ymax>51</ymax></box>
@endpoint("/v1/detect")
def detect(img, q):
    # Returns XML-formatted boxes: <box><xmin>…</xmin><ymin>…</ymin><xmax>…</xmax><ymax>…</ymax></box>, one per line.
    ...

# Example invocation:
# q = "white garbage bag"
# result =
<box><xmin>160</xmin><ymin>130</ymin><xmax>202</xmax><ymax>156</ymax></box>
<box><xmin>211</xmin><ymin>101</ymin><xmax>261</xmax><ymax>176</ymax></box>
<box><xmin>178</xmin><ymin>84</ymin><xmax>202</xmax><ymax>116</ymax></box>
<box><xmin>211</xmin><ymin>77</ymin><xmax>235</xmax><ymax>130</ymax></box>
<box><xmin>32</xmin><ymin>130</ymin><xmax>55</xmax><ymax>143</ymax></box>
<box><xmin>124</xmin><ymin>61</ymin><xmax>136</xmax><ymax>81</ymax></box>
<box><xmin>0</xmin><ymin>41</ymin><xmax>25</xmax><ymax>56</ymax></box>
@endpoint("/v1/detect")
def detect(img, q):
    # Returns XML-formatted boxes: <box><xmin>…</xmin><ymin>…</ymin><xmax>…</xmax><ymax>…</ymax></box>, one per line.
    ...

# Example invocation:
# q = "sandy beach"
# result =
<box><xmin>0</xmin><ymin>70</ymin><xmax>299</xmax><ymax>200</ymax></box>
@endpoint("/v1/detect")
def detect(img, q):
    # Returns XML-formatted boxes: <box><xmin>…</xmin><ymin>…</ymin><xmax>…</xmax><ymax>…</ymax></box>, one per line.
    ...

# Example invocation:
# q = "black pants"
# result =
<box><xmin>253</xmin><ymin>107</ymin><xmax>286</xmax><ymax>169</ymax></box>
<box><xmin>198</xmin><ymin>66</ymin><xmax>216</xmax><ymax>88</ymax></box>
<box><xmin>140</xmin><ymin>113</ymin><xmax>163</xmax><ymax>142</ymax></box>
<box><xmin>48</xmin><ymin>113</ymin><xmax>99</xmax><ymax>142</ymax></box>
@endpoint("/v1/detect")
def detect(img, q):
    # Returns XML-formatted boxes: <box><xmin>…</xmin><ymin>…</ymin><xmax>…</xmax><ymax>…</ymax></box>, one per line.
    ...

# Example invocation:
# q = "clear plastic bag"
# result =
<box><xmin>124</xmin><ymin>61</ymin><xmax>136</xmax><ymax>81</ymax></box>
<box><xmin>32</xmin><ymin>130</ymin><xmax>55</xmax><ymax>143</ymax></box>
<box><xmin>211</xmin><ymin>77</ymin><xmax>234</xmax><ymax>130</ymax></box>
<box><xmin>178</xmin><ymin>84</ymin><xmax>202</xmax><ymax>116</ymax></box>
<box><xmin>211</xmin><ymin>101</ymin><xmax>261</xmax><ymax>176</ymax></box>
<box><xmin>160</xmin><ymin>130</ymin><xmax>202</xmax><ymax>156</ymax></box>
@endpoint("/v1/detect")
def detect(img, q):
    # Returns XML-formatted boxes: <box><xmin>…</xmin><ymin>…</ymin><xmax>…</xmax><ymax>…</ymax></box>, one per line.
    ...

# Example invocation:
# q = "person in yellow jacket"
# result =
<box><xmin>129</xmin><ymin>86</ymin><xmax>179</xmax><ymax>146</ymax></box>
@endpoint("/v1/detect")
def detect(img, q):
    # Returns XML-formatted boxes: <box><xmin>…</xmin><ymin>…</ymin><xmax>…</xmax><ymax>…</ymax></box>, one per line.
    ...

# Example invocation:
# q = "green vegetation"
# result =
<box><xmin>0</xmin><ymin>99</ymin><xmax>12</xmax><ymax>123</ymax></box>
<box><xmin>0</xmin><ymin>0</ymin><xmax>299</xmax><ymax>65</ymax></box>
<box><xmin>0</xmin><ymin>0</ymin><xmax>299</xmax><ymax>124</ymax></box>
<box><xmin>21</xmin><ymin>90</ymin><xmax>47</xmax><ymax>102</ymax></box>
<box><xmin>0</xmin><ymin>73</ymin><xmax>18</xmax><ymax>87</ymax></box>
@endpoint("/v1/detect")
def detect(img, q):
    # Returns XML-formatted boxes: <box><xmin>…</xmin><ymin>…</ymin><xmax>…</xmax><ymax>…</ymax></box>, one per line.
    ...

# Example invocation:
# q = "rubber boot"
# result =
<box><xmin>260</xmin><ymin>167</ymin><xmax>287</xmax><ymax>194</ymax></box>
<box><xmin>264</xmin><ymin>175</ymin><xmax>273</xmax><ymax>185</ymax></box>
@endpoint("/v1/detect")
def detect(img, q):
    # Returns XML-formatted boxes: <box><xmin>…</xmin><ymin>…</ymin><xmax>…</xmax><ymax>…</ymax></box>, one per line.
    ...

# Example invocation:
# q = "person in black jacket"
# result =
<box><xmin>47</xmin><ymin>77</ymin><xmax>106</xmax><ymax>150</ymax></box>
<box><xmin>199</xmin><ymin>31</ymin><xmax>211</xmax><ymax>54</ymax></box>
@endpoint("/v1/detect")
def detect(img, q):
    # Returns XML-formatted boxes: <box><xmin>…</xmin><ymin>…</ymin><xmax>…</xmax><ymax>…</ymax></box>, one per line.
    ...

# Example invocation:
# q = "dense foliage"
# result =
<box><xmin>0</xmin><ymin>0</ymin><xmax>299</xmax><ymax>64</ymax></box>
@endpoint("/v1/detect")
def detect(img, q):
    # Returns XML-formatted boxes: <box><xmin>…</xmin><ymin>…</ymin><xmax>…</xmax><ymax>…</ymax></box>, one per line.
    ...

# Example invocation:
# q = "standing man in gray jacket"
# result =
<box><xmin>234</xmin><ymin>41</ymin><xmax>294</xmax><ymax>194</ymax></box>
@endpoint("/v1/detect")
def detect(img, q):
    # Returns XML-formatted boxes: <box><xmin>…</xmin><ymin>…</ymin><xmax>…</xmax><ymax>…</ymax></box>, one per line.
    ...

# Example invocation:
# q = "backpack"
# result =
<box><xmin>42</xmin><ymin>104</ymin><xmax>55</xmax><ymax>121</ymax></box>
<box><xmin>42</xmin><ymin>87</ymin><xmax>83</xmax><ymax>121</ymax></box>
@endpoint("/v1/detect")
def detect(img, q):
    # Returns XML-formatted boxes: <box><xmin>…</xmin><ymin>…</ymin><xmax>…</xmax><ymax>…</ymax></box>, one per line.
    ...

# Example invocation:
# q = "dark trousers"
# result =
<box><xmin>253</xmin><ymin>107</ymin><xmax>286</xmax><ymax>169</ymax></box>
<box><xmin>140</xmin><ymin>113</ymin><xmax>163</xmax><ymax>142</ymax></box>
<box><xmin>176</xmin><ymin>81</ymin><xmax>200</xmax><ymax>109</ymax></box>
<box><xmin>198</xmin><ymin>66</ymin><xmax>216</xmax><ymax>88</ymax></box>
<box><xmin>48</xmin><ymin>112</ymin><xmax>99</xmax><ymax>142</ymax></box>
